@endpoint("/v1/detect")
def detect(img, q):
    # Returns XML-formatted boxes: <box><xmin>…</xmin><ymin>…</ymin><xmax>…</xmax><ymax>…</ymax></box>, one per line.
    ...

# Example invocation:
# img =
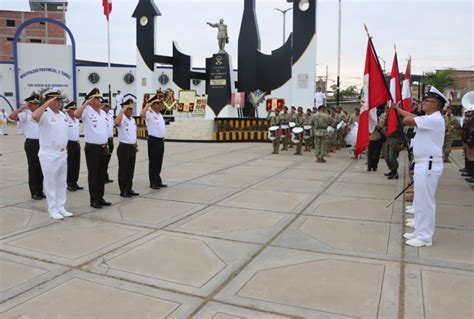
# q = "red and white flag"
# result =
<box><xmin>231</xmin><ymin>92</ymin><xmax>245</xmax><ymax>109</ymax></box>
<box><xmin>103</xmin><ymin>0</ymin><xmax>112</xmax><ymax>21</ymax></box>
<box><xmin>401</xmin><ymin>58</ymin><xmax>412</xmax><ymax>112</ymax></box>
<box><xmin>355</xmin><ymin>38</ymin><xmax>392</xmax><ymax>157</ymax></box>
<box><xmin>386</xmin><ymin>52</ymin><xmax>402</xmax><ymax>137</ymax></box>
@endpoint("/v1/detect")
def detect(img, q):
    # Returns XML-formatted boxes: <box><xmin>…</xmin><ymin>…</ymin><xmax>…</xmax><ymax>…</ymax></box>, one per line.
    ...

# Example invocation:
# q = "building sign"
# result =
<box><xmin>177</xmin><ymin>90</ymin><xmax>197</xmax><ymax>112</ymax></box>
<box><xmin>17</xmin><ymin>43</ymin><xmax>73</xmax><ymax>101</ymax></box>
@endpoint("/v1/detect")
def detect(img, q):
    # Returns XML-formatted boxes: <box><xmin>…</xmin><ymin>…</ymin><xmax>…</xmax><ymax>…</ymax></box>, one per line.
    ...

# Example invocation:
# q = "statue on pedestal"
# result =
<box><xmin>207</xmin><ymin>19</ymin><xmax>229</xmax><ymax>53</ymax></box>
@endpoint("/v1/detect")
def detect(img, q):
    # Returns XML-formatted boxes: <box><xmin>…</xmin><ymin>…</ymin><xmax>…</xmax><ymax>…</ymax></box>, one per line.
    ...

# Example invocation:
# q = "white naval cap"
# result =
<box><xmin>43</xmin><ymin>88</ymin><xmax>62</xmax><ymax>100</ymax></box>
<box><xmin>424</xmin><ymin>86</ymin><xmax>448</xmax><ymax>107</ymax></box>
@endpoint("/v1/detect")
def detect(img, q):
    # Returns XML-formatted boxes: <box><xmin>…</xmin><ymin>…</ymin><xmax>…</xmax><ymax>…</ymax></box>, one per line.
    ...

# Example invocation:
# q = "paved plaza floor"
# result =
<box><xmin>0</xmin><ymin>133</ymin><xmax>473</xmax><ymax>318</ymax></box>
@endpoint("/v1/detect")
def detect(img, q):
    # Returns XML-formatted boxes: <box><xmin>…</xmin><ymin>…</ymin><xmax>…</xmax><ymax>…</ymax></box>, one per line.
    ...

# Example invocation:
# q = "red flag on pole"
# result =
<box><xmin>103</xmin><ymin>0</ymin><xmax>112</xmax><ymax>20</ymax></box>
<box><xmin>355</xmin><ymin>38</ymin><xmax>392</xmax><ymax>157</ymax></box>
<box><xmin>401</xmin><ymin>58</ymin><xmax>412</xmax><ymax>112</ymax></box>
<box><xmin>386</xmin><ymin>52</ymin><xmax>402</xmax><ymax>137</ymax></box>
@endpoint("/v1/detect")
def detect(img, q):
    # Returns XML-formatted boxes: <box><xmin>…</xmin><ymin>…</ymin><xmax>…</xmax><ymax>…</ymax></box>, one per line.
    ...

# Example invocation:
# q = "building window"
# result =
<box><xmin>30</xmin><ymin>39</ymin><xmax>42</xmax><ymax>43</ymax></box>
<box><xmin>7</xmin><ymin>37</ymin><xmax>14</xmax><ymax>42</ymax></box>
<box><xmin>6</xmin><ymin>20</ymin><xmax>15</xmax><ymax>27</ymax></box>
<box><xmin>39</xmin><ymin>22</ymin><xmax>46</xmax><ymax>25</ymax></box>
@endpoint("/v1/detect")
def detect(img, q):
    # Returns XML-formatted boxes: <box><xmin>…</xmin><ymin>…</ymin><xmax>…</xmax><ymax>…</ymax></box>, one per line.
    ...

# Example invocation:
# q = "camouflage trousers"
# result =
<box><xmin>314</xmin><ymin>135</ymin><xmax>329</xmax><ymax>157</ymax></box>
<box><xmin>272</xmin><ymin>138</ymin><xmax>281</xmax><ymax>153</ymax></box>
<box><xmin>443</xmin><ymin>137</ymin><xmax>454</xmax><ymax>159</ymax></box>
<box><xmin>384</xmin><ymin>138</ymin><xmax>402</xmax><ymax>171</ymax></box>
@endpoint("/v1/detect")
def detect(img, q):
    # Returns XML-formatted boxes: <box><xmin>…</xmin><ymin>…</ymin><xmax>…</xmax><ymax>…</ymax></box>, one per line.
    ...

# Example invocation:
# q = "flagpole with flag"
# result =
<box><xmin>402</xmin><ymin>57</ymin><xmax>412</xmax><ymax>112</ymax></box>
<box><xmin>103</xmin><ymin>0</ymin><xmax>112</xmax><ymax>67</ymax></box>
<box><xmin>354</xmin><ymin>25</ymin><xmax>392</xmax><ymax>157</ymax></box>
<box><xmin>386</xmin><ymin>47</ymin><xmax>402</xmax><ymax>137</ymax></box>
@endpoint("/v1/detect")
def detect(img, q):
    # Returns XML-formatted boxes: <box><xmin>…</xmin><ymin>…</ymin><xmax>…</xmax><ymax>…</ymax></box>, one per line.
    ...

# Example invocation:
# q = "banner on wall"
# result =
<box><xmin>177</xmin><ymin>90</ymin><xmax>197</xmax><ymax>112</ymax></box>
<box><xmin>17</xmin><ymin>43</ymin><xmax>73</xmax><ymax>102</ymax></box>
<box><xmin>265</xmin><ymin>98</ymin><xmax>285</xmax><ymax>111</ymax></box>
<box><xmin>193</xmin><ymin>95</ymin><xmax>208</xmax><ymax>115</ymax></box>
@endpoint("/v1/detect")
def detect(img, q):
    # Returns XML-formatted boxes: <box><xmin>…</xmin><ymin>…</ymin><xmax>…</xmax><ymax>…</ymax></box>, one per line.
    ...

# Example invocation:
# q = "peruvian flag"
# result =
<box><xmin>355</xmin><ymin>38</ymin><xmax>392</xmax><ymax>157</ymax></box>
<box><xmin>386</xmin><ymin>52</ymin><xmax>402</xmax><ymax>137</ymax></box>
<box><xmin>401</xmin><ymin>58</ymin><xmax>412</xmax><ymax>112</ymax></box>
<box><xmin>103</xmin><ymin>0</ymin><xmax>112</xmax><ymax>20</ymax></box>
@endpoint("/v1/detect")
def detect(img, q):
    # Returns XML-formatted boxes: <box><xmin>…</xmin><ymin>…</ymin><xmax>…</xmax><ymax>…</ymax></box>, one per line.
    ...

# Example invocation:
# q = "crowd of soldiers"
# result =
<box><xmin>9</xmin><ymin>87</ymin><xmax>168</xmax><ymax>220</ymax></box>
<box><xmin>267</xmin><ymin>105</ymin><xmax>359</xmax><ymax>162</ymax></box>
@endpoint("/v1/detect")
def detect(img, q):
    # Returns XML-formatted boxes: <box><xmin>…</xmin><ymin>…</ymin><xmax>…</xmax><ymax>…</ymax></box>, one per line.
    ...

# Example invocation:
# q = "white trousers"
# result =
<box><xmin>413</xmin><ymin>161</ymin><xmax>443</xmax><ymax>242</ymax></box>
<box><xmin>39</xmin><ymin>150</ymin><xmax>67</xmax><ymax>215</ymax></box>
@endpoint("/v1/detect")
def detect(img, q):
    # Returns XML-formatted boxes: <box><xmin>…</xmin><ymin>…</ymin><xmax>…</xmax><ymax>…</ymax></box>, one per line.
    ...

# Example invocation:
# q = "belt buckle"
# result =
<box><xmin>60</xmin><ymin>148</ymin><xmax>65</xmax><ymax>152</ymax></box>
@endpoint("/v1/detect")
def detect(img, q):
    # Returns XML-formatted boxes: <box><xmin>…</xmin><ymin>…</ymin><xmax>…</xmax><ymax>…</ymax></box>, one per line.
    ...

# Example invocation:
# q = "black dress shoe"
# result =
<box><xmin>461</xmin><ymin>172</ymin><xmax>472</xmax><ymax>177</ymax></box>
<box><xmin>384</xmin><ymin>172</ymin><xmax>393</xmax><ymax>176</ymax></box>
<box><xmin>367</xmin><ymin>168</ymin><xmax>372</xmax><ymax>172</ymax></box>
<box><xmin>128</xmin><ymin>190</ymin><xmax>139</xmax><ymax>196</ymax></box>
<box><xmin>459</xmin><ymin>168</ymin><xmax>467</xmax><ymax>172</ymax></box>
<box><xmin>373</xmin><ymin>167</ymin><xmax>377</xmax><ymax>172</ymax></box>
<box><xmin>90</xmin><ymin>202</ymin><xmax>103</xmax><ymax>209</ymax></box>
<box><xmin>105</xmin><ymin>179</ymin><xmax>114</xmax><ymax>183</ymax></box>
<box><xmin>466</xmin><ymin>177</ymin><xmax>474</xmax><ymax>183</ymax></box>
<box><xmin>388</xmin><ymin>173</ymin><xmax>399</xmax><ymax>179</ymax></box>
<box><xmin>74</xmin><ymin>184</ymin><xmax>84</xmax><ymax>190</ymax></box>
<box><xmin>32</xmin><ymin>194</ymin><xmax>43</xmax><ymax>200</ymax></box>
<box><xmin>67</xmin><ymin>186</ymin><xmax>77</xmax><ymax>191</ymax></box>
<box><xmin>157</xmin><ymin>183</ymin><xmax>167</xmax><ymax>188</ymax></box>
<box><xmin>40</xmin><ymin>192</ymin><xmax>46</xmax><ymax>198</ymax></box>
<box><xmin>99</xmin><ymin>198</ymin><xmax>112</xmax><ymax>206</ymax></box>
<box><xmin>150</xmin><ymin>185</ymin><xmax>160</xmax><ymax>190</ymax></box>
<box><xmin>120</xmin><ymin>192</ymin><xmax>132</xmax><ymax>198</ymax></box>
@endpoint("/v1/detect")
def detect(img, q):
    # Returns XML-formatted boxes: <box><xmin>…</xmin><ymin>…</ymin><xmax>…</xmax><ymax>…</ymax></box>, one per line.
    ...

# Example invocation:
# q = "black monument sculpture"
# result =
<box><xmin>133</xmin><ymin>0</ymin><xmax>316</xmax><ymax>117</ymax></box>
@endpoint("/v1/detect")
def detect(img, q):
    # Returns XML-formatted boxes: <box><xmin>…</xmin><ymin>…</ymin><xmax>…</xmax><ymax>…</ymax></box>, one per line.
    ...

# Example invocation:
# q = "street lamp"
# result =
<box><xmin>275</xmin><ymin>7</ymin><xmax>292</xmax><ymax>44</ymax></box>
<box><xmin>336</xmin><ymin>0</ymin><xmax>342</xmax><ymax>107</ymax></box>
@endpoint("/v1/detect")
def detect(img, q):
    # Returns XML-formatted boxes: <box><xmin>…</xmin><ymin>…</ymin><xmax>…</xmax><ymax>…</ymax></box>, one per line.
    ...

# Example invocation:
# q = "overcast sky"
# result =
<box><xmin>2</xmin><ymin>0</ymin><xmax>473</xmax><ymax>88</ymax></box>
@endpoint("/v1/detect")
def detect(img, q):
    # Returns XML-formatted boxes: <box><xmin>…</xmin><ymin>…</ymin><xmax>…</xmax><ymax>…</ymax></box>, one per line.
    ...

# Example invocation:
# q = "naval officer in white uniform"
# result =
<box><xmin>9</xmin><ymin>93</ymin><xmax>45</xmax><ymax>200</ymax></box>
<box><xmin>395</xmin><ymin>86</ymin><xmax>447</xmax><ymax>247</ymax></box>
<box><xmin>32</xmin><ymin>88</ymin><xmax>73</xmax><ymax>220</ymax></box>
<box><xmin>74</xmin><ymin>88</ymin><xmax>112</xmax><ymax>209</ymax></box>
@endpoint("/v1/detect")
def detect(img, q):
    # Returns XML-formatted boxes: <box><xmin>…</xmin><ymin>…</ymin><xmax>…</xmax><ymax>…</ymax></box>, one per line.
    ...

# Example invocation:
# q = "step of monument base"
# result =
<box><xmin>164</xmin><ymin>118</ymin><xmax>214</xmax><ymax>141</ymax></box>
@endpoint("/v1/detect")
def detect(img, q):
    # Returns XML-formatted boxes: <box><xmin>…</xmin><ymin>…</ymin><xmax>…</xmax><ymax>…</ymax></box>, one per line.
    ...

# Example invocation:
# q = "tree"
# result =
<box><xmin>341</xmin><ymin>85</ymin><xmax>359</xmax><ymax>98</ymax></box>
<box><xmin>423</xmin><ymin>68</ymin><xmax>458</xmax><ymax>91</ymax></box>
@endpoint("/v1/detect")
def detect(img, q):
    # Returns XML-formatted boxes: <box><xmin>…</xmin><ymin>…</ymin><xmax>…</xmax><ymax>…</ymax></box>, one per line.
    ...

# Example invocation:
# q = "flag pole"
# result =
<box><xmin>107</xmin><ymin>14</ymin><xmax>112</xmax><ymax>115</ymax></box>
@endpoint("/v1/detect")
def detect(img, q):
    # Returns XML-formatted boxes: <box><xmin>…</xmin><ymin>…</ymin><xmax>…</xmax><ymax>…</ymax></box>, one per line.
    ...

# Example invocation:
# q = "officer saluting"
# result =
<box><xmin>64</xmin><ymin>101</ymin><xmax>83</xmax><ymax>191</ymax></box>
<box><xmin>395</xmin><ymin>86</ymin><xmax>447</xmax><ymax>247</ymax></box>
<box><xmin>32</xmin><ymin>88</ymin><xmax>73</xmax><ymax>220</ymax></box>
<box><xmin>9</xmin><ymin>93</ymin><xmax>45</xmax><ymax>200</ymax></box>
<box><xmin>140</xmin><ymin>94</ymin><xmax>167</xmax><ymax>189</ymax></box>
<box><xmin>115</xmin><ymin>99</ymin><xmax>139</xmax><ymax>198</ymax></box>
<box><xmin>74</xmin><ymin>88</ymin><xmax>112</xmax><ymax>209</ymax></box>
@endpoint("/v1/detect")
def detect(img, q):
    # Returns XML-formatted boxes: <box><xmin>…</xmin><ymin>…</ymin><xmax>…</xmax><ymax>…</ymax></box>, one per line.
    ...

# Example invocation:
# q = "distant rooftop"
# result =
<box><xmin>29</xmin><ymin>0</ymin><xmax>68</xmax><ymax>12</ymax></box>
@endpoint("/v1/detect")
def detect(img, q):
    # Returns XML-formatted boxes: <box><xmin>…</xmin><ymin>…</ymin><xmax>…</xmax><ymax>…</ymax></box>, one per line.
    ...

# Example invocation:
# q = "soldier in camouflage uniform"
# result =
<box><xmin>294</xmin><ymin>107</ymin><xmax>305</xmax><ymax>155</ymax></box>
<box><xmin>442</xmin><ymin>106</ymin><xmax>460</xmax><ymax>163</ymax></box>
<box><xmin>382</xmin><ymin>108</ymin><xmax>404</xmax><ymax>179</ymax></box>
<box><xmin>334</xmin><ymin>106</ymin><xmax>346</xmax><ymax>149</ymax></box>
<box><xmin>328</xmin><ymin>109</ymin><xmax>338</xmax><ymax>153</ymax></box>
<box><xmin>288</xmin><ymin>106</ymin><xmax>297</xmax><ymax>148</ymax></box>
<box><xmin>279</xmin><ymin>107</ymin><xmax>290</xmax><ymax>151</ymax></box>
<box><xmin>304</xmin><ymin>108</ymin><xmax>313</xmax><ymax>151</ymax></box>
<box><xmin>267</xmin><ymin>109</ymin><xmax>281</xmax><ymax>154</ymax></box>
<box><xmin>311</xmin><ymin>105</ymin><xmax>333</xmax><ymax>162</ymax></box>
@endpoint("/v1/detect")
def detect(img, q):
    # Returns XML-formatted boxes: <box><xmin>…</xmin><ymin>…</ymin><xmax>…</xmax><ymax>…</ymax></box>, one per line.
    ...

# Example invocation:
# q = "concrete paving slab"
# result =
<box><xmin>0</xmin><ymin>178</ymin><xmax>24</xmax><ymax>189</ymax></box>
<box><xmin>277</xmin><ymin>168</ymin><xmax>339</xmax><ymax>181</ymax></box>
<box><xmin>194</xmin><ymin>302</ymin><xmax>292</xmax><ymax>318</ymax></box>
<box><xmin>405</xmin><ymin>228</ymin><xmax>474</xmax><ymax>269</ymax></box>
<box><xmin>435</xmin><ymin>189</ymin><xmax>474</xmax><ymax>206</ymax></box>
<box><xmin>84</xmin><ymin>197</ymin><xmax>204</xmax><ymax>228</ymax></box>
<box><xmin>404</xmin><ymin>264</ymin><xmax>474</xmax><ymax>319</ymax></box>
<box><xmin>272</xmin><ymin>216</ymin><xmax>400</xmax><ymax>260</ymax></box>
<box><xmin>0</xmin><ymin>206</ymin><xmax>54</xmax><ymax>239</ymax></box>
<box><xmin>436</xmin><ymin>204</ymin><xmax>474</xmax><ymax>229</ymax></box>
<box><xmin>0</xmin><ymin>184</ymin><xmax>33</xmax><ymax>206</ymax></box>
<box><xmin>336</xmin><ymin>171</ymin><xmax>400</xmax><ymax>186</ymax></box>
<box><xmin>0</xmin><ymin>218</ymin><xmax>151</xmax><ymax>266</ymax></box>
<box><xmin>304</xmin><ymin>194</ymin><xmax>395</xmax><ymax>222</ymax></box>
<box><xmin>218</xmin><ymin>189</ymin><xmax>314</xmax><ymax>214</ymax></box>
<box><xmin>167</xmin><ymin>206</ymin><xmax>290</xmax><ymax>244</ymax></box>
<box><xmin>190</xmin><ymin>173</ymin><xmax>264</xmax><ymax>188</ymax></box>
<box><xmin>0</xmin><ymin>270</ymin><xmax>202</xmax><ymax>318</ymax></box>
<box><xmin>144</xmin><ymin>183</ymin><xmax>240</xmax><ymax>205</ymax></box>
<box><xmin>325</xmin><ymin>182</ymin><xmax>397</xmax><ymax>200</ymax></box>
<box><xmin>87</xmin><ymin>232</ymin><xmax>261</xmax><ymax>296</ymax></box>
<box><xmin>0</xmin><ymin>252</ymin><xmax>68</xmax><ymax>303</ymax></box>
<box><xmin>251</xmin><ymin>177</ymin><xmax>325</xmax><ymax>194</ymax></box>
<box><xmin>216</xmin><ymin>246</ymin><xmax>399</xmax><ymax>319</ymax></box>
<box><xmin>221</xmin><ymin>165</ymin><xmax>284</xmax><ymax>178</ymax></box>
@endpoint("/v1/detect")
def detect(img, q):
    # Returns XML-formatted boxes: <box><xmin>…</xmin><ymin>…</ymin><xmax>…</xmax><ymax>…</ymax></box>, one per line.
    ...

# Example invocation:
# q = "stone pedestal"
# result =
<box><xmin>206</xmin><ymin>53</ymin><xmax>233</xmax><ymax>116</ymax></box>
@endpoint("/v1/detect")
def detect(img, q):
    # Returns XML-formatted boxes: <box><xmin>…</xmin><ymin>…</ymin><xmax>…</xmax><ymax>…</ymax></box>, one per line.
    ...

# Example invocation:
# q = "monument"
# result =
<box><xmin>206</xmin><ymin>19</ymin><xmax>233</xmax><ymax>116</ymax></box>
